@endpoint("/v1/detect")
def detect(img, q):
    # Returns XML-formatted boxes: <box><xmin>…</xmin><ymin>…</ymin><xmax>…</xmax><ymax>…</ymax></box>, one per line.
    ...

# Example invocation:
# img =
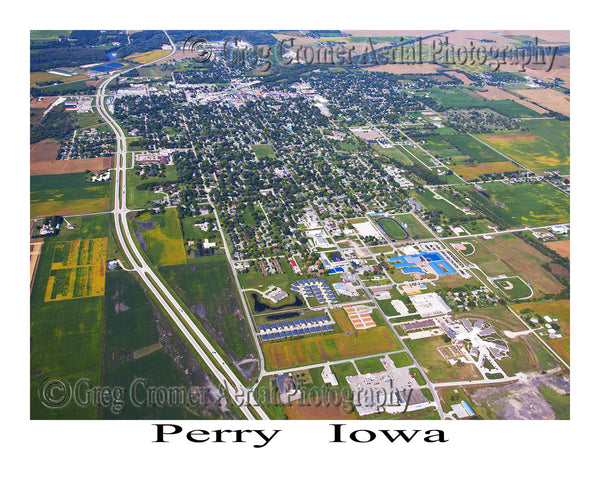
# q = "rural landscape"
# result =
<box><xmin>30</xmin><ymin>29</ymin><xmax>570</xmax><ymax>421</ymax></box>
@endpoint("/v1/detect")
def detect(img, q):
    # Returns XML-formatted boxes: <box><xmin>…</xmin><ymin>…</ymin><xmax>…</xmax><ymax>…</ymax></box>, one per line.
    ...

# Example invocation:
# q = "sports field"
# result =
<box><xmin>44</xmin><ymin>238</ymin><xmax>107</xmax><ymax>301</ymax></box>
<box><xmin>477</xmin><ymin>119</ymin><xmax>570</xmax><ymax>174</ymax></box>
<box><xmin>478</xmin><ymin>234</ymin><xmax>564</xmax><ymax>296</ymax></box>
<box><xmin>376</xmin><ymin>217</ymin><xmax>409</xmax><ymax>240</ymax></box>
<box><xmin>30</xmin><ymin>173</ymin><xmax>110</xmax><ymax>217</ymax></box>
<box><xmin>392</xmin><ymin>213</ymin><xmax>433</xmax><ymax>239</ymax></box>
<box><xmin>134</xmin><ymin>209</ymin><xmax>187</xmax><ymax>266</ymax></box>
<box><xmin>493</xmin><ymin>276</ymin><xmax>533</xmax><ymax>300</ymax></box>
<box><xmin>263</xmin><ymin>326</ymin><xmax>400</xmax><ymax>370</ymax></box>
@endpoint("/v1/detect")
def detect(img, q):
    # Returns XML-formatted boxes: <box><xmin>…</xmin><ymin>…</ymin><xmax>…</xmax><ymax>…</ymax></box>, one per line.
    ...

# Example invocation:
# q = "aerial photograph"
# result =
<box><xmin>29</xmin><ymin>29</ymin><xmax>571</xmax><ymax>422</ymax></box>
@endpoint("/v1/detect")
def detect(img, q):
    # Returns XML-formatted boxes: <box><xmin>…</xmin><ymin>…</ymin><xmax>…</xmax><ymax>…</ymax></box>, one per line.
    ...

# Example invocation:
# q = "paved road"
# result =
<box><xmin>95</xmin><ymin>31</ymin><xmax>267</xmax><ymax>420</ymax></box>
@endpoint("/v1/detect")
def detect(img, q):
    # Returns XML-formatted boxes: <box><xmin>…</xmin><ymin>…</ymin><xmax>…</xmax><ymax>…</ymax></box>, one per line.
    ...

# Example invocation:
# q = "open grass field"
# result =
<box><xmin>412</xmin><ymin>188</ymin><xmax>464</xmax><ymax>218</ymax></box>
<box><xmin>477</xmin><ymin>119</ymin><xmax>569</xmax><ymax>174</ymax></box>
<box><xmin>479</xmin><ymin>181</ymin><xmax>569</xmax><ymax>227</ymax></box>
<box><xmin>376</xmin><ymin>217</ymin><xmax>409</xmax><ymax>240</ymax></box>
<box><xmin>263</xmin><ymin>326</ymin><xmax>400</xmax><ymax>370</ymax></box>
<box><xmin>30</xmin><ymin>173</ymin><xmax>110</xmax><ymax>218</ymax></box>
<box><xmin>31</xmin><ymin>139</ymin><xmax>112</xmax><ymax>175</ymax></box>
<box><xmin>370</xmin><ymin>143</ymin><xmax>413</xmax><ymax>165</ymax></box>
<box><xmin>251</xmin><ymin>144</ymin><xmax>276</xmax><ymax>159</ymax></box>
<box><xmin>330</xmin><ymin>307</ymin><xmax>356</xmax><ymax>333</ymax></box>
<box><xmin>478</xmin><ymin>234</ymin><xmax>565</xmax><ymax>296</ymax></box>
<box><xmin>450</xmin><ymin>161</ymin><xmax>522</xmax><ymax>180</ymax></box>
<box><xmin>134</xmin><ymin>209</ymin><xmax>187</xmax><ymax>266</ymax></box>
<box><xmin>31</xmin><ymin>30</ymin><xmax>72</xmax><ymax>39</ymax></box>
<box><xmin>493</xmin><ymin>276</ymin><xmax>533</xmax><ymax>300</ymax></box>
<box><xmin>58</xmin><ymin>214</ymin><xmax>110</xmax><ymax>240</ymax></box>
<box><xmin>124</xmin><ymin>49</ymin><xmax>170</xmax><ymax>64</ymax></box>
<box><xmin>159</xmin><ymin>256</ymin><xmax>258</xmax><ymax>366</ymax></box>
<box><xmin>512</xmin><ymin>300</ymin><xmax>570</xmax><ymax>363</ymax></box>
<box><xmin>126</xmin><ymin>166</ymin><xmax>178</xmax><ymax>209</ymax></box>
<box><xmin>442</xmin><ymin>134</ymin><xmax>508</xmax><ymax>163</ymax></box>
<box><xmin>388</xmin><ymin>351</ymin><xmax>413</xmax><ymax>368</ymax></box>
<box><xmin>101</xmin><ymin>271</ymin><xmax>232</xmax><ymax>419</ymax></box>
<box><xmin>404</xmin><ymin>335</ymin><xmax>483</xmax><ymax>382</ymax></box>
<box><xmin>44</xmin><ymin>238</ymin><xmax>107</xmax><ymax>302</ymax></box>
<box><xmin>355</xmin><ymin>356</ymin><xmax>386</xmax><ymax>374</ymax></box>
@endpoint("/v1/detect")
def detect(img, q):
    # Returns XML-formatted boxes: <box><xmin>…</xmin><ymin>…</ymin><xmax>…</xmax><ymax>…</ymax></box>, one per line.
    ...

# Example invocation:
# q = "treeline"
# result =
<box><xmin>30</xmin><ymin>106</ymin><xmax>75</xmax><ymax>144</ymax></box>
<box><xmin>31</xmin><ymin>83</ymin><xmax>96</xmax><ymax>97</ymax></box>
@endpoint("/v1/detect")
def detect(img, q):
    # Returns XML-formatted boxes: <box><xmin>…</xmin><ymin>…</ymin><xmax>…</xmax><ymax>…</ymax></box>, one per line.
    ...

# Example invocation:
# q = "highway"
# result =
<box><xmin>95</xmin><ymin>31</ymin><xmax>268</xmax><ymax>420</ymax></box>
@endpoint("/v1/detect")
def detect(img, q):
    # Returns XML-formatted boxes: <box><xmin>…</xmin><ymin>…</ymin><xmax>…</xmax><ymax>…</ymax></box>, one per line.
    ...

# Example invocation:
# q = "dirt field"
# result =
<box><xmin>31</xmin><ymin>140</ymin><xmax>112</xmax><ymax>175</ymax></box>
<box><xmin>474</xmin><ymin>86</ymin><xmax>548</xmax><ymax>114</ymax></box>
<box><xmin>512</xmin><ymin>88</ymin><xmax>570</xmax><ymax>117</ymax></box>
<box><xmin>285</xmin><ymin>395</ymin><xmax>357</xmax><ymax>420</ymax></box>
<box><xmin>30</xmin><ymin>239</ymin><xmax>44</xmax><ymax>293</ymax></box>
<box><xmin>30</xmin><ymin>97</ymin><xmax>59</xmax><ymax>109</ymax></box>
<box><xmin>546</xmin><ymin>239</ymin><xmax>570</xmax><ymax>259</ymax></box>
<box><xmin>445</xmin><ymin>71</ymin><xmax>473</xmax><ymax>84</ymax></box>
<box><xmin>155</xmin><ymin>50</ymin><xmax>199</xmax><ymax>65</ymax></box>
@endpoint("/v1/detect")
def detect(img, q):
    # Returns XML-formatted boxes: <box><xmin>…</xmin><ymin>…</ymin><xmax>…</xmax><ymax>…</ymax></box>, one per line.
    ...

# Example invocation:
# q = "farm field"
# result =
<box><xmin>31</xmin><ymin>139</ymin><xmax>112</xmax><ymax>175</ymax></box>
<box><xmin>30</xmin><ymin>72</ymin><xmax>88</xmax><ymax>87</ymax></box>
<box><xmin>442</xmin><ymin>134</ymin><xmax>509</xmax><ymax>163</ymax></box>
<box><xmin>159</xmin><ymin>256</ymin><xmax>258</xmax><ymax>370</ymax></box>
<box><xmin>450</xmin><ymin>161</ymin><xmax>522</xmax><ymax>180</ymax></box>
<box><xmin>124</xmin><ymin>49</ymin><xmax>170</xmax><ymax>64</ymax></box>
<box><xmin>44</xmin><ymin>238</ymin><xmax>107</xmax><ymax>301</ymax></box>
<box><xmin>101</xmin><ymin>271</ymin><xmax>232</xmax><ymax>419</ymax></box>
<box><xmin>546</xmin><ymin>239</ymin><xmax>570</xmax><ymax>259</ymax></box>
<box><xmin>512</xmin><ymin>88</ymin><xmax>570</xmax><ymax>117</ymax></box>
<box><xmin>133</xmin><ymin>209</ymin><xmax>187</xmax><ymax>266</ymax></box>
<box><xmin>262</xmin><ymin>326</ymin><xmax>400</xmax><ymax>370</ymax></box>
<box><xmin>478</xmin><ymin>181</ymin><xmax>570</xmax><ymax>227</ymax></box>
<box><xmin>30</xmin><ymin>172</ymin><xmax>110</xmax><ymax>217</ymax></box>
<box><xmin>30</xmin><ymin>233</ymin><xmax>105</xmax><ymax>419</ymax></box>
<box><xmin>477</xmin><ymin>119</ymin><xmax>570</xmax><ymax>174</ymax></box>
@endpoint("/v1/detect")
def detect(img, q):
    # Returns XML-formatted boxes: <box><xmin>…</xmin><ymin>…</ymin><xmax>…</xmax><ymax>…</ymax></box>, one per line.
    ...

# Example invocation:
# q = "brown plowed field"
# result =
<box><xmin>31</xmin><ymin>140</ymin><xmax>111</xmax><ymax>175</ymax></box>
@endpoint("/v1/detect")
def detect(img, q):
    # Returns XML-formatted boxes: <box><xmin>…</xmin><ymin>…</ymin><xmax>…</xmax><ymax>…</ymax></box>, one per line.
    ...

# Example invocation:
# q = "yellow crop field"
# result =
<box><xmin>45</xmin><ymin>238</ymin><xmax>107</xmax><ymax>302</ymax></box>
<box><xmin>125</xmin><ymin>49</ymin><xmax>170</xmax><ymax>65</ymax></box>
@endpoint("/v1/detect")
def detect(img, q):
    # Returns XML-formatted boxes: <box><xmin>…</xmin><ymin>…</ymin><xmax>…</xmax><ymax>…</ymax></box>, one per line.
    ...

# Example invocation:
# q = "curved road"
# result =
<box><xmin>95</xmin><ymin>31</ymin><xmax>267</xmax><ymax>420</ymax></box>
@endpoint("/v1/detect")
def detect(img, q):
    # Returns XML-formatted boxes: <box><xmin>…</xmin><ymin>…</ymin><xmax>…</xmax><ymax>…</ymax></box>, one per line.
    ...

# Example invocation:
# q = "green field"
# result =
<box><xmin>371</xmin><ymin>144</ymin><xmax>413</xmax><ymax>165</ymax></box>
<box><xmin>404</xmin><ymin>335</ymin><xmax>483</xmax><ymax>382</ymax></box>
<box><xmin>101</xmin><ymin>271</ymin><xmax>234</xmax><ymax>419</ymax></box>
<box><xmin>126</xmin><ymin>166</ymin><xmax>178</xmax><ymax>209</ymax></box>
<box><xmin>376</xmin><ymin>217</ymin><xmax>409</xmax><ymax>240</ymax></box>
<box><xmin>476</xmin><ymin>182</ymin><xmax>569</xmax><ymax>227</ymax></box>
<box><xmin>477</xmin><ymin>119</ymin><xmax>570</xmax><ymax>174</ymax></box>
<box><xmin>263</xmin><ymin>326</ymin><xmax>401</xmax><ymax>370</ymax></box>
<box><xmin>251</xmin><ymin>144</ymin><xmax>276</xmax><ymax>159</ymax></box>
<box><xmin>30</xmin><ymin>173</ymin><xmax>110</xmax><ymax>218</ymax></box>
<box><xmin>355</xmin><ymin>356</ymin><xmax>386</xmax><ymax>374</ymax></box>
<box><xmin>388</xmin><ymin>351</ymin><xmax>413</xmax><ymax>368</ymax></box>
<box><xmin>442</xmin><ymin>134</ymin><xmax>508</xmax><ymax>163</ymax></box>
<box><xmin>392</xmin><ymin>213</ymin><xmax>433</xmax><ymax>239</ymax></box>
<box><xmin>493</xmin><ymin>276</ymin><xmax>533</xmax><ymax>300</ymax></box>
<box><xmin>30</xmin><ymin>234</ymin><xmax>105</xmax><ymax>419</ymax></box>
<box><xmin>57</xmin><ymin>214</ymin><xmax>110</xmax><ymax>240</ymax></box>
<box><xmin>159</xmin><ymin>256</ymin><xmax>258</xmax><ymax>372</ymax></box>
<box><xmin>134</xmin><ymin>209</ymin><xmax>187</xmax><ymax>266</ymax></box>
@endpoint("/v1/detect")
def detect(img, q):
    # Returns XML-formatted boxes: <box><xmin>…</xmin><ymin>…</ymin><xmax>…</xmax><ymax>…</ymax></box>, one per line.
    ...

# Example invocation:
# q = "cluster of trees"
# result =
<box><xmin>30</xmin><ymin>106</ymin><xmax>74</xmax><ymax>144</ymax></box>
